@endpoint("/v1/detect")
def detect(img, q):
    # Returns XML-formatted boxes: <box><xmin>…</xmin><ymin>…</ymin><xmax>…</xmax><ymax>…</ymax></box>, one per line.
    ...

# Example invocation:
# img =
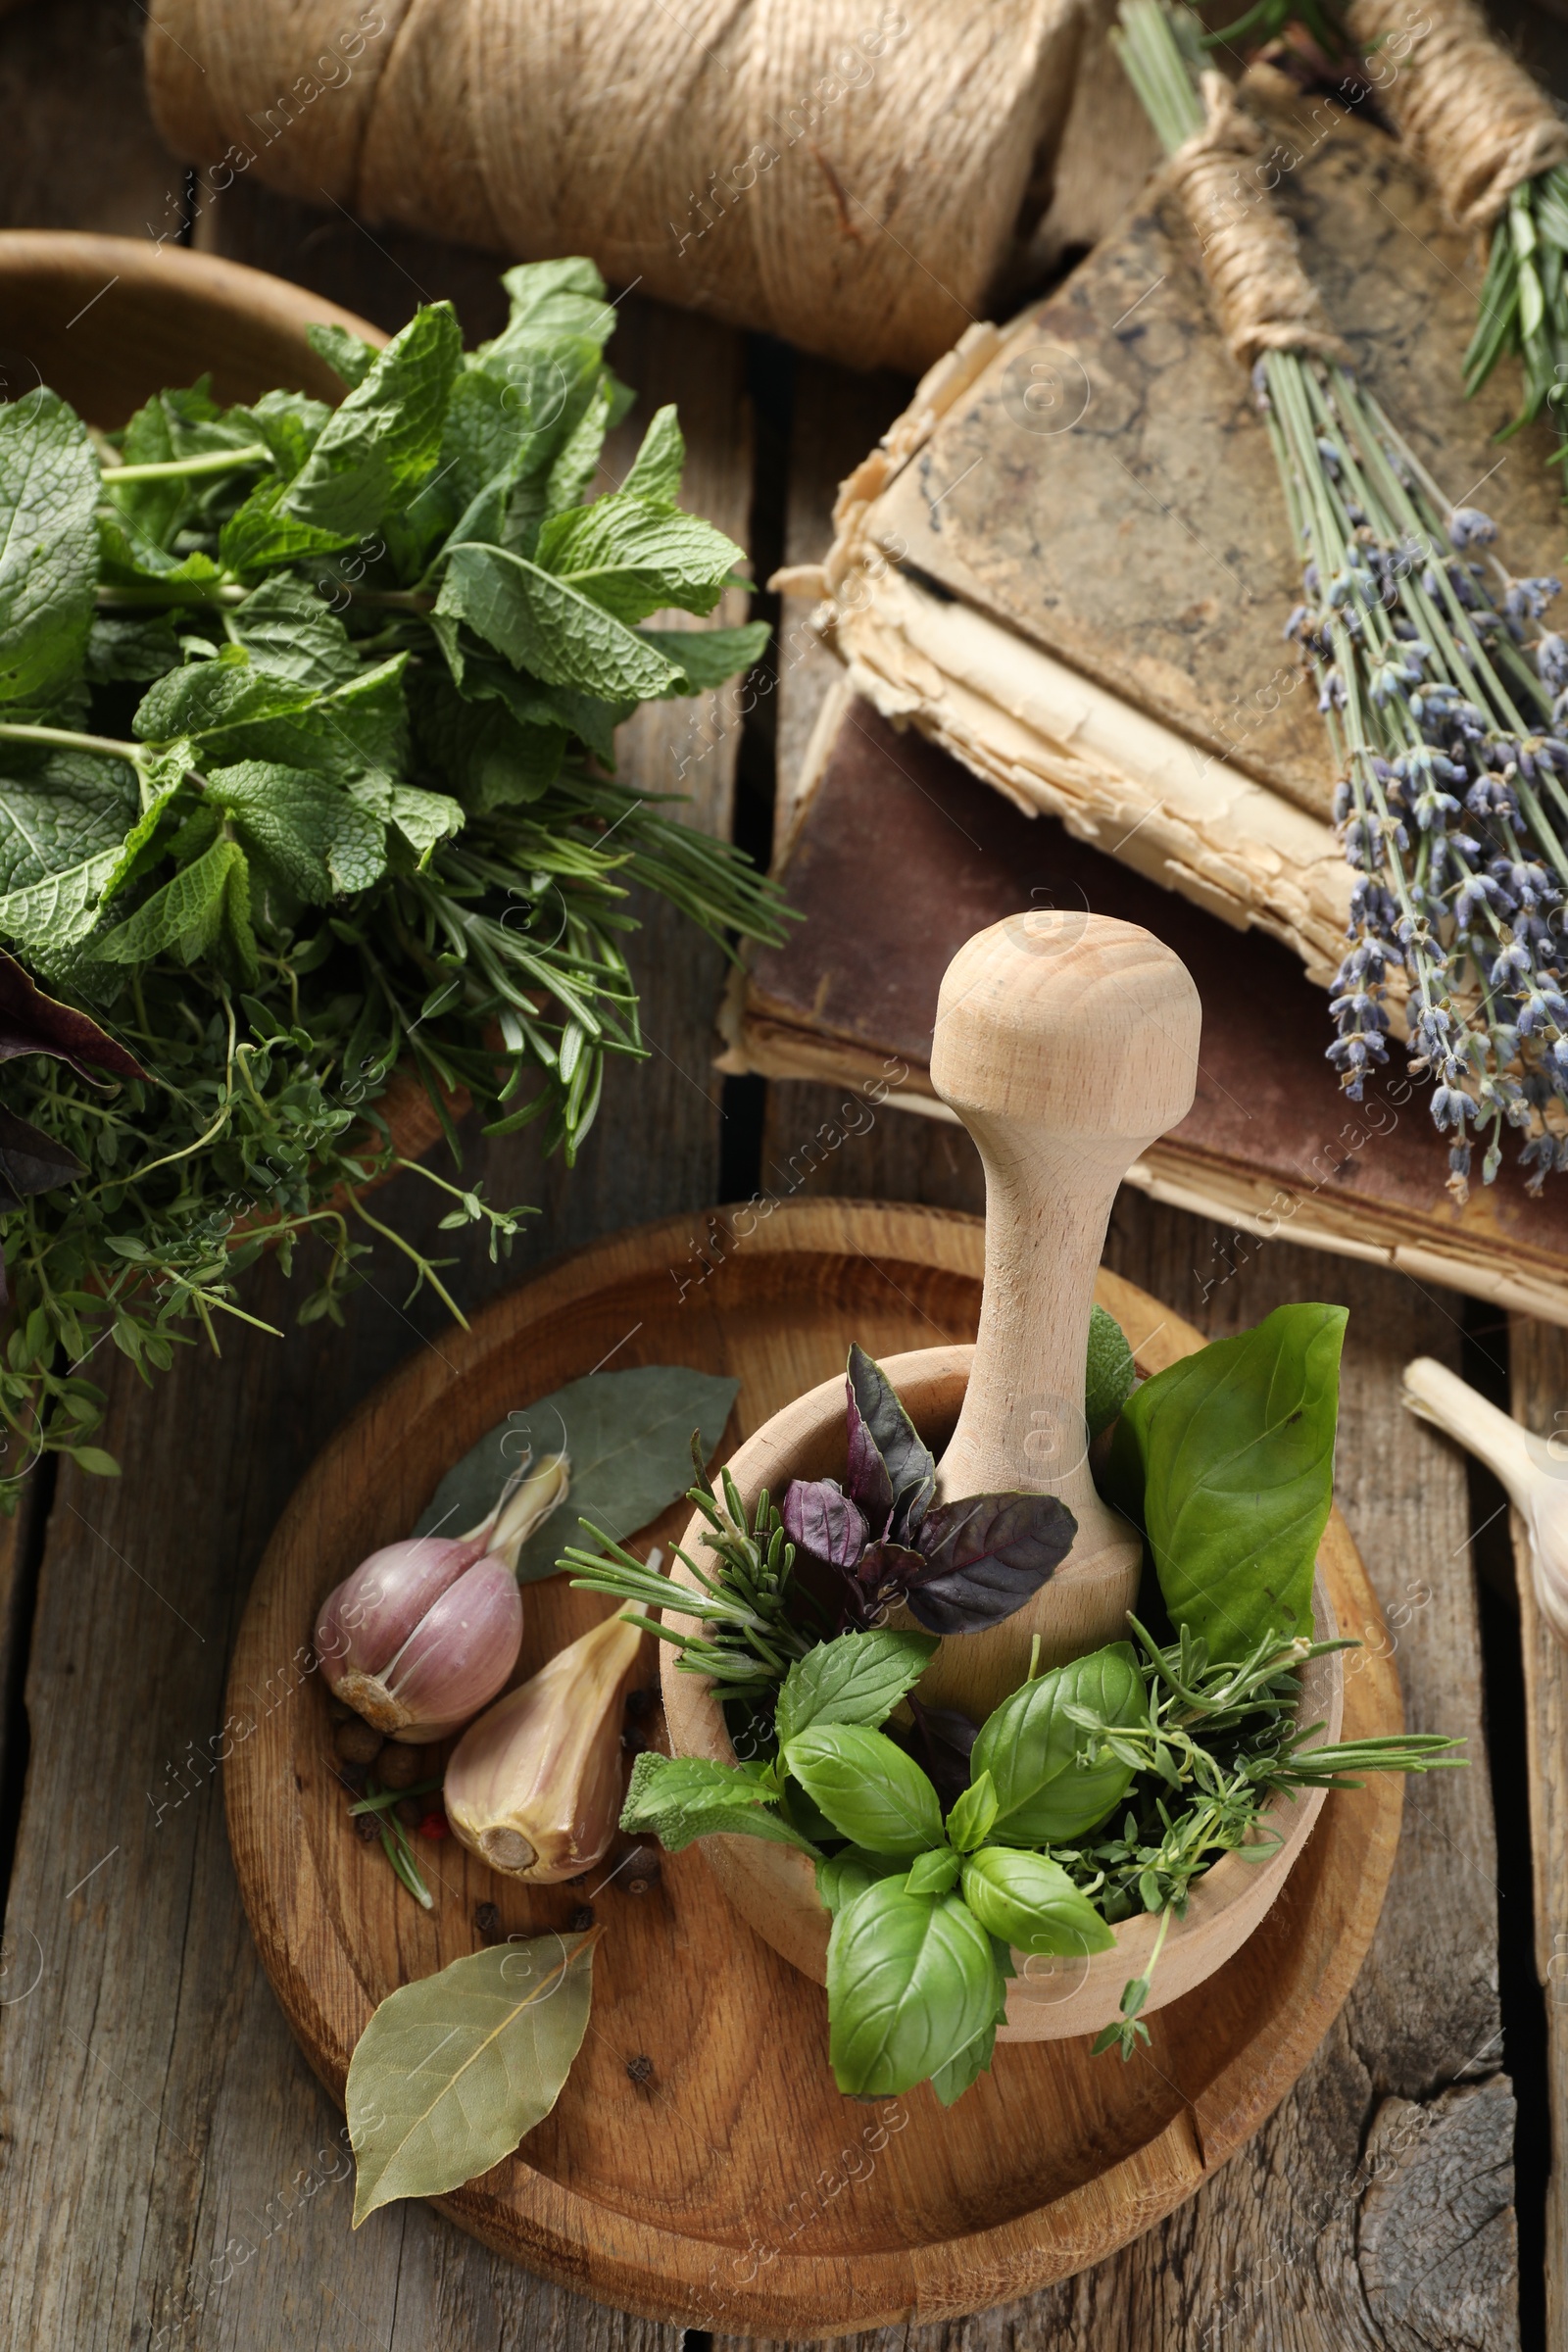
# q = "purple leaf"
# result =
<box><xmin>845</xmin><ymin>1379</ymin><xmax>894</xmax><ymax>1531</ymax></box>
<box><xmin>0</xmin><ymin>952</ymin><xmax>144</xmax><ymax>1085</ymax></box>
<box><xmin>904</xmin><ymin>1492</ymin><xmax>1078</xmax><ymax>1637</ymax></box>
<box><xmin>0</xmin><ymin>1106</ymin><xmax>87</xmax><ymax>1211</ymax></box>
<box><xmin>781</xmin><ymin>1478</ymin><xmax>868</xmax><ymax>1570</ymax></box>
<box><xmin>846</xmin><ymin>1344</ymin><xmax>935</xmax><ymax>1544</ymax></box>
<box><xmin>896</xmin><ymin>1696</ymin><xmax>979</xmax><ymax>1812</ymax></box>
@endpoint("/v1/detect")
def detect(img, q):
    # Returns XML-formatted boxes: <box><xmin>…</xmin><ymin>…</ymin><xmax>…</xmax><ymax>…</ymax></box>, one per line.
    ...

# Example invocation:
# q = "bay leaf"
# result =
<box><xmin>347</xmin><ymin>1929</ymin><xmax>598</xmax><ymax>2223</ymax></box>
<box><xmin>415</xmin><ymin>1363</ymin><xmax>739</xmax><ymax>1584</ymax></box>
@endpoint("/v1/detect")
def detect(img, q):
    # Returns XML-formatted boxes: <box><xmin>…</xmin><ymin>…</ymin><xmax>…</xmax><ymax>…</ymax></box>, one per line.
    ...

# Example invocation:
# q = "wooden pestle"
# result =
<box><xmin>913</xmin><ymin>911</ymin><xmax>1201</xmax><ymax>1718</ymax></box>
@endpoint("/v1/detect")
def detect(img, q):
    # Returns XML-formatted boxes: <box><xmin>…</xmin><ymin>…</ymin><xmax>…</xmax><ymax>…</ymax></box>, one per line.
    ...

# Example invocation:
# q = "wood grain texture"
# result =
<box><xmin>230</xmin><ymin>1201</ymin><xmax>1387</xmax><ymax>2334</ymax></box>
<box><xmin>1506</xmin><ymin>1315</ymin><xmax>1568</xmax><ymax>2350</ymax></box>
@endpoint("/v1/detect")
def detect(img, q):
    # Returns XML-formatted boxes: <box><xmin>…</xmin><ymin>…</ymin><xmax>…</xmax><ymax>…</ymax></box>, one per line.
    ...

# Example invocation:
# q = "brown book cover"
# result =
<box><xmin>727</xmin><ymin>698</ymin><xmax>1568</xmax><ymax>1324</ymax></box>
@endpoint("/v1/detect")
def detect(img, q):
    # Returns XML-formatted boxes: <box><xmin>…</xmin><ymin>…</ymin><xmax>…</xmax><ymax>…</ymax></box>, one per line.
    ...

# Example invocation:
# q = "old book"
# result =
<box><xmin>784</xmin><ymin>86</ymin><xmax>1564</xmax><ymax>996</ymax></box>
<box><xmin>723</xmin><ymin>696</ymin><xmax>1568</xmax><ymax>1326</ymax></box>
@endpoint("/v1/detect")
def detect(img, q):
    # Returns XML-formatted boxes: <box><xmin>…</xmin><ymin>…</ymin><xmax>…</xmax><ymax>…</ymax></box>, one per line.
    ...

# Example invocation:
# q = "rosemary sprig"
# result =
<box><xmin>352</xmin><ymin>1775</ymin><xmax>442</xmax><ymax>1909</ymax></box>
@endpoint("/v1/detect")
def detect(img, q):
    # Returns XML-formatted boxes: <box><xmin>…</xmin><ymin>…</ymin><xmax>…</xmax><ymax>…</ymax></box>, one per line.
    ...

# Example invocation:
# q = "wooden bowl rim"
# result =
<box><xmin>661</xmin><ymin>1342</ymin><xmax>1345</xmax><ymax>2014</ymax></box>
<box><xmin>0</xmin><ymin>226</ymin><xmax>388</xmax><ymax>346</ymax></box>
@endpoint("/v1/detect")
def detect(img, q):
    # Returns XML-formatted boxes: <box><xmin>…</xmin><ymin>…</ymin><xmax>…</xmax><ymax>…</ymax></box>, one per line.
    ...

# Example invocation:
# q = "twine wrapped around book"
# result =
<box><xmin>1348</xmin><ymin>0</ymin><xmax>1568</xmax><ymax>231</ymax></box>
<box><xmin>142</xmin><ymin>0</ymin><xmax>1085</xmax><ymax>373</ymax></box>
<box><xmin>1166</xmin><ymin>72</ymin><xmax>1351</xmax><ymax>370</ymax></box>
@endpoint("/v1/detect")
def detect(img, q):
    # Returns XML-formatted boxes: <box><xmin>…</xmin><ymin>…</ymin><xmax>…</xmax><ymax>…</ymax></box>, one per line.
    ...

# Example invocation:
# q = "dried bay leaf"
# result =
<box><xmin>347</xmin><ymin>1929</ymin><xmax>598</xmax><ymax>2223</ymax></box>
<box><xmin>415</xmin><ymin>1363</ymin><xmax>739</xmax><ymax>1583</ymax></box>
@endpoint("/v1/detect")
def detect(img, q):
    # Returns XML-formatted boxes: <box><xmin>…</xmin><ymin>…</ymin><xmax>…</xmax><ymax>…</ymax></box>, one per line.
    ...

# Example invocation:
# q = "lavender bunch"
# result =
<box><xmin>1117</xmin><ymin>0</ymin><xmax>1568</xmax><ymax>1199</ymax></box>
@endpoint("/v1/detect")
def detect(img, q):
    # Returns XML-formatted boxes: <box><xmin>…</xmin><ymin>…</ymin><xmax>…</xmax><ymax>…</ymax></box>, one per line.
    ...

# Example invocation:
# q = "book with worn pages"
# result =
<box><xmin>722</xmin><ymin>85</ymin><xmax>1568</xmax><ymax>1322</ymax></box>
<box><xmin>724</xmin><ymin>698</ymin><xmax>1568</xmax><ymax>1325</ymax></box>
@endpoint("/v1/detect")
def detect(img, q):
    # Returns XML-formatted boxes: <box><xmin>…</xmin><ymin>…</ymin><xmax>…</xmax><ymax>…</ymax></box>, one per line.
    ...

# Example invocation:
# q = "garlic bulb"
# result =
<box><xmin>316</xmin><ymin>1453</ymin><xmax>570</xmax><ymax>1741</ymax></box>
<box><xmin>444</xmin><ymin>1610</ymin><xmax>643</xmax><ymax>1881</ymax></box>
<box><xmin>1401</xmin><ymin>1355</ymin><xmax>1568</xmax><ymax>1642</ymax></box>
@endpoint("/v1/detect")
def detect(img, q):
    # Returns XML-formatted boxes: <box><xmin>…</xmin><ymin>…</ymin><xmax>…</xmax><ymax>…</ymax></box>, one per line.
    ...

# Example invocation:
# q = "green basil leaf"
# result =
<box><xmin>813</xmin><ymin>1846</ymin><xmax>908</xmax><ymax>1915</ymax></box>
<box><xmin>346</xmin><ymin>1931</ymin><xmax>597</xmax><ymax>2223</ymax></box>
<box><xmin>1107</xmin><ymin>1301</ymin><xmax>1347</xmax><ymax>1656</ymax></box>
<box><xmin>826</xmin><ymin>1880</ymin><xmax>1004</xmax><ymax>2098</ymax></box>
<box><xmin>772</xmin><ymin>1628</ymin><xmax>937</xmax><ymax>1748</ymax></box>
<box><xmin>618</xmin><ymin>1750</ymin><xmax>820</xmax><ymax>1856</ymax></box>
<box><xmin>960</xmin><ymin>1846</ymin><xmax>1116</xmax><ymax>1957</ymax></box>
<box><xmin>904</xmin><ymin>1847</ymin><xmax>960</xmax><ymax>1897</ymax></box>
<box><xmin>415</xmin><ymin>1363</ymin><xmax>739</xmax><ymax>1582</ymax></box>
<box><xmin>783</xmin><ymin>1723</ymin><xmax>944</xmax><ymax>1855</ymax></box>
<box><xmin>944</xmin><ymin>1768</ymin><xmax>999</xmax><ymax>1853</ymax></box>
<box><xmin>436</xmin><ymin>542</ymin><xmax>685</xmax><ymax>700</ymax></box>
<box><xmin>0</xmin><ymin>389</ymin><xmax>99</xmax><ymax>707</ymax></box>
<box><xmin>971</xmin><ymin>1643</ymin><xmax>1146</xmax><ymax>1843</ymax></box>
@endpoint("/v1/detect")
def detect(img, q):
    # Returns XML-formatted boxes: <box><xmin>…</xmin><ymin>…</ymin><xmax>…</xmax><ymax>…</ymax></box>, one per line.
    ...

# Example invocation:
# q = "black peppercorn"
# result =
<box><xmin>570</xmin><ymin>1904</ymin><xmax>595</xmax><ymax>1932</ymax></box>
<box><xmin>475</xmin><ymin>1901</ymin><xmax>503</xmax><ymax>1942</ymax></box>
<box><xmin>625</xmin><ymin>2053</ymin><xmax>654</xmax><ymax>2084</ymax></box>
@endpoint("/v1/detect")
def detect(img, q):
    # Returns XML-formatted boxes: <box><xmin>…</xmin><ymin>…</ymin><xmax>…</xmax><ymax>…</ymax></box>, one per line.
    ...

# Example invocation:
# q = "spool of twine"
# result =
<box><xmin>1348</xmin><ymin>0</ymin><xmax>1568</xmax><ymax>231</ymax></box>
<box><xmin>1167</xmin><ymin>72</ymin><xmax>1351</xmax><ymax>372</ymax></box>
<box><xmin>143</xmin><ymin>0</ymin><xmax>1087</xmax><ymax>373</ymax></box>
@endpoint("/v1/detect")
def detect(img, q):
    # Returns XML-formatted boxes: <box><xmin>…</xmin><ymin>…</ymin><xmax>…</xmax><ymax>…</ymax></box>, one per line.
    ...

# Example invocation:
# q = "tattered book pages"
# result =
<box><xmin>792</xmin><ymin>87</ymin><xmax>1563</xmax><ymax>989</ymax></box>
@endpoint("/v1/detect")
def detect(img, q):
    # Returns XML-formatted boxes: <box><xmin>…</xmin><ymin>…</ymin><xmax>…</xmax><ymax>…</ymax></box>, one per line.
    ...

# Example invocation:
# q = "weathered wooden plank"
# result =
<box><xmin>1505</xmin><ymin>1315</ymin><xmax>1568</xmax><ymax>2352</ymax></box>
<box><xmin>714</xmin><ymin>1200</ymin><xmax>1515</xmax><ymax>2349</ymax></box>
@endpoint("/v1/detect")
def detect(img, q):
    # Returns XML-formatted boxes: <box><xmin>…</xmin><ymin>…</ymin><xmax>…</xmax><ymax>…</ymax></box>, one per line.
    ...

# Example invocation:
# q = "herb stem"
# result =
<box><xmin>0</xmin><ymin>721</ymin><xmax>144</xmax><ymax>761</ymax></box>
<box><xmin>99</xmin><ymin>443</ymin><xmax>271</xmax><ymax>483</ymax></box>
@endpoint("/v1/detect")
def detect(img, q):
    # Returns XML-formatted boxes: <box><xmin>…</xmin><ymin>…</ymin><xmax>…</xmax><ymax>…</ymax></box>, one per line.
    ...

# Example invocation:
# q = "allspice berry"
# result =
<box><xmin>620</xmin><ymin>1843</ymin><xmax>662</xmax><ymax>1896</ymax></box>
<box><xmin>377</xmin><ymin>1742</ymin><xmax>426</xmax><ymax>1790</ymax></box>
<box><xmin>475</xmin><ymin>1901</ymin><xmax>503</xmax><ymax>1943</ymax></box>
<box><xmin>334</xmin><ymin>1718</ymin><xmax>383</xmax><ymax>1767</ymax></box>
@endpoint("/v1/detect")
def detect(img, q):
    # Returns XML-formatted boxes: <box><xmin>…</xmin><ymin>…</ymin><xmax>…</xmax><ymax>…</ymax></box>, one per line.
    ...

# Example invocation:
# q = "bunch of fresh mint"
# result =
<box><xmin>0</xmin><ymin>259</ymin><xmax>784</xmax><ymax>1496</ymax></box>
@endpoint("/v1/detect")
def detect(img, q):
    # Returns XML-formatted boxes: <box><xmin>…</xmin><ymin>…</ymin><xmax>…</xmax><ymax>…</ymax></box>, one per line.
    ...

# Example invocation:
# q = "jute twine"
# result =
<box><xmin>143</xmin><ymin>0</ymin><xmax>1085</xmax><ymax>373</ymax></box>
<box><xmin>1349</xmin><ymin>0</ymin><xmax>1568</xmax><ymax>231</ymax></box>
<box><xmin>1167</xmin><ymin>73</ymin><xmax>1351</xmax><ymax>373</ymax></box>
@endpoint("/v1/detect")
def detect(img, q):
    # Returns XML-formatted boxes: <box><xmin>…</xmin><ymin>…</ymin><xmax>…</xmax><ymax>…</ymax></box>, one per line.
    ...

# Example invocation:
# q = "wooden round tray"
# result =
<box><xmin>226</xmin><ymin>1199</ymin><xmax>1403</xmax><ymax>2338</ymax></box>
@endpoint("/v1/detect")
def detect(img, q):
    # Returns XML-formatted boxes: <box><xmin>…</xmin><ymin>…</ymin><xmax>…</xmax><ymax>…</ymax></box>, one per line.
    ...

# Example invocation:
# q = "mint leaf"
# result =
<box><xmin>281</xmin><ymin>303</ymin><xmax>463</xmax><ymax>538</ymax></box>
<box><xmin>0</xmin><ymin>845</ymin><xmax>123</xmax><ymax>954</ymax></box>
<box><xmin>619</xmin><ymin>405</ymin><xmax>684</xmax><ymax>508</ymax></box>
<box><xmin>97</xmin><ymin>835</ymin><xmax>245</xmax><ymax>965</ymax></box>
<box><xmin>85</xmin><ymin>614</ymin><xmax>181</xmax><ymax>684</ymax></box>
<box><xmin>223</xmin><ymin>656</ymin><xmax>410</xmax><ymax>786</ymax></box>
<box><xmin>207</xmin><ymin>761</ymin><xmax>388</xmax><ymax>901</ymax></box>
<box><xmin>234</xmin><ymin>576</ymin><xmax>361</xmax><ymax>690</ymax></box>
<box><xmin>132</xmin><ymin>648</ymin><xmax>316</xmax><ymax>745</ymax></box>
<box><xmin>437</xmin><ymin>543</ymin><xmax>684</xmax><ymax>699</ymax></box>
<box><xmin>491</xmin><ymin>258</ymin><xmax>615</xmax><ymax>353</ymax></box>
<box><xmin>638</xmin><ymin>621</ymin><xmax>768</xmax><ymax>692</ymax></box>
<box><xmin>306</xmin><ymin>320</ymin><xmax>380</xmax><ymax>390</ymax></box>
<box><xmin>618</xmin><ymin>1750</ymin><xmax>820</xmax><ymax>1856</ymax></box>
<box><xmin>409</xmin><ymin>673</ymin><xmax>564</xmax><ymax>809</ymax></box>
<box><xmin>0</xmin><ymin>752</ymin><xmax>138</xmax><ymax>898</ymax></box>
<box><xmin>533</xmin><ymin>493</ymin><xmax>742</xmax><ymax>623</ymax></box>
<box><xmin>0</xmin><ymin>390</ymin><xmax>99</xmax><ymax>707</ymax></box>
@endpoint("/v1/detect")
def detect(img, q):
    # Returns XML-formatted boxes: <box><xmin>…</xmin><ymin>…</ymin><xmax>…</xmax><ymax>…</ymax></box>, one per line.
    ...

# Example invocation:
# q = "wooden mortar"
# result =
<box><xmin>662</xmin><ymin>911</ymin><xmax>1346</xmax><ymax>2040</ymax></box>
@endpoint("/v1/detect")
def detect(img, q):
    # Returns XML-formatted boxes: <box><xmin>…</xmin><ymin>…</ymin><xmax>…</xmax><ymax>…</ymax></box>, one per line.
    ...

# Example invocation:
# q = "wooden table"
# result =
<box><xmin>0</xmin><ymin>5</ymin><xmax>1543</xmax><ymax>2345</ymax></box>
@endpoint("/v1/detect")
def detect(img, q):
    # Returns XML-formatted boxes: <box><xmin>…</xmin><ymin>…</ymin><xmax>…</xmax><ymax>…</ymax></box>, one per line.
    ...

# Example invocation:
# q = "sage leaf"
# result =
<box><xmin>826</xmin><ymin>1879</ymin><xmax>1004</xmax><ymax>2099</ymax></box>
<box><xmin>0</xmin><ymin>390</ymin><xmax>99</xmax><ymax>707</ymax></box>
<box><xmin>1107</xmin><ymin>1301</ymin><xmax>1347</xmax><ymax>1657</ymax></box>
<box><xmin>414</xmin><ymin>1363</ymin><xmax>739</xmax><ymax>1582</ymax></box>
<box><xmin>772</xmin><ymin>1627</ymin><xmax>936</xmax><ymax>1748</ymax></box>
<box><xmin>618</xmin><ymin>1750</ymin><xmax>820</xmax><ymax>1855</ymax></box>
<box><xmin>783</xmin><ymin>1723</ymin><xmax>944</xmax><ymax>1855</ymax></box>
<box><xmin>971</xmin><ymin>1642</ymin><xmax>1147</xmax><ymax>1844</ymax></box>
<box><xmin>960</xmin><ymin>1846</ymin><xmax>1116</xmax><ymax>1958</ymax></box>
<box><xmin>1086</xmin><ymin>1303</ymin><xmax>1136</xmax><ymax>1438</ymax></box>
<box><xmin>346</xmin><ymin>1930</ymin><xmax>597</xmax><ymax>2223</ymax></box>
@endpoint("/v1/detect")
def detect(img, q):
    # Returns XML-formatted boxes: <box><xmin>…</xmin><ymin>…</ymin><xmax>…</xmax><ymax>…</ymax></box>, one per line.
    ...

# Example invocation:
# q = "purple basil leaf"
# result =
<box><xmin>895</xmin><ymin>1696</ymin><xmax>980</xmax><ymax>1813</ymax></box>
<box><xmin>0</xmin><ymin>1106</ymin><xmax>87</xmax><ymax>1211</ymax></box>
<box><xmin>781</xmin><ymin>1477</ymin><xmax>868</xmax><ymax>1570</ymax></box>
<box><xmin>0</xmin><ymin>952</ymin><xmax>144</xmax><ymax>1084</ymax></box>
<box><xmin>857</xmin><ymin>1538</ymin><xmax>926</xmax><ymax>1592</ymax></box>
<box><xmin>846</xmin><ymin>1344</ymin><xmax>935</xmax><ymax>1544</ymax></box>
<box><xmin>904</xmin><ymin>1492</ymin><xmax>1078</xmax><ymax>1636</ymax></box>
<box><xmin>844</xmin><ymin>1377</ymin><xmax>895</xmax><ymax>1531</ymax></box>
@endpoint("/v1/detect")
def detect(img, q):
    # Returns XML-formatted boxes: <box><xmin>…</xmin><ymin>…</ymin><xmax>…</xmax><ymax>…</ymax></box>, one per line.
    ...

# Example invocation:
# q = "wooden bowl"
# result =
<box><xmin>662</xmin><ymin>1343</ymin><xmax>1346</xmax><ymax>2040</ymax></box>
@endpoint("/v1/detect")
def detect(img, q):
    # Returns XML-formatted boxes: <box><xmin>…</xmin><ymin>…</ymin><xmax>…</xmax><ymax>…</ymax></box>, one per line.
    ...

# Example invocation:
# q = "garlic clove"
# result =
<box><xmin>317</xmin><ymin>1534</ymin><xmax>489</xmax><ymax>1683</ymax></box>
<box><xmin>372</xmin><ymin>1556</ymin><xmax>526</xmax><ymax>1741</ymax></box>
<box><xmin>444</xmin><ymin>1610</ymin><xmax>643</xmax><ymax>1882</ymax></box>
<box><xmin>468</xmin><ymin>1452</ymin><xmax>571</xmax><ymax>1566</ymax></box>
<box><xmin>1402</xmin><ymin>1353</ymin><xmax>1568</xmax><ymax>1644</ymax></box>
